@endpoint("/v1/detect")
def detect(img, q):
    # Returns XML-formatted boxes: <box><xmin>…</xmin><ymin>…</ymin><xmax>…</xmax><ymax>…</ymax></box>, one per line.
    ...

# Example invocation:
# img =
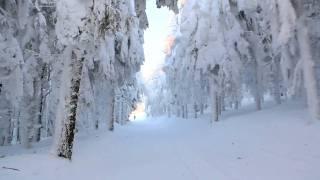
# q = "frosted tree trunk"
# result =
<box><xmin>185</xmin><ymin>104</ymin><xmax>188</xmax><ymax>119</ymax></box>
<box><xmin>291</xmin><ymin>0</ymin><xmax>320</xmax><ymax>119</ymax></box>
<box><xmin>57</xmin><ymin>50</ymin><xmax>84</xmax><ymax>160</ymax></box>
<box><xmin>194</xmin><ymin>104</ymin><xmax>198</xmax><ymax>119</ymax></box>
<box><xmin>298</xmin><ymin>24</ymin><xmax>320</xmax><ymax>119</ymax></box>
<box><xmin>211</xmin><ymin>91</ymin><xmax>219</xmax><ymax>123</ymax></box>
<box><xmin>200</xmin><ymin>103</ymin><xmax>204</xmax><ymax>115</ymax></box>
<box><xmin>119</xmin><ymin>101</ymin><xmax>123</xmax><ymax>124</ymax></box>
<box><xmin>120</xmin><ymin>101</ymin><xmax>125</xmax><ymax>125</ymax></box>
<box><xmin>176</xmin><ymin>103</ymin><xmax>181</xmax><ymax>117</ymax></box>
<box><xmin>218</xmin><ymin>95</ymin><xmax>222</xmax><ymax>116</ymax></box>
<box><xmin>109</xmin><ymin>94</ymin><xmax>115</xmax><ymax>131</ymax></box>
<box><xmin>0</xmin><ymin>99</ymin><xmax>12</xmax><ymax>146</ymax></box>
<box><xmin>20</xmin><ymin>81</ymin><xmax>35</xmax><ymax>148</ymax></box>
<box><xmin>115</xmin><ymin>99</ymin><xmax>119</xmax><ymax>124</ymax></box>
<box><xmin>32</xmin><ymin>77</ymin><xmax>42</xmax><ymax>143</ymax></box>
<box><xmin>33</xmin><ymin>63</ymin><xmax>50</xmax><ymax>142</ymax></box>
<box><xmin>210</xmin><ymin>64</ymin><xmax>221</xmax><ymax>123</ymax></box>
<box><xmin>120</xmin><ymin>100</ymin><xmax>127</xmax><ymax>125</ymax></box>
<box><xmin>181</xmin><ymin>105</ymin><xmax>185</xmax><ymax>118</ymax></box>
<box><xmin>253</xmin><ymin>59</ymin><xmax>262</xmax><ymax>111</ymax></box>
<box><xmin>235</xmin><ymin>100</ymin><xmax>239</xmax><ymax>110</ymax></box>
<box><xmin>254</xmin><ymin>92</ymin><xmax>262</xmax><ymax>110</ymax></box>
<box><xmin>273</xmin><ymin>55</ymin><xmax>282</xmax><ymax>105</ymax></box>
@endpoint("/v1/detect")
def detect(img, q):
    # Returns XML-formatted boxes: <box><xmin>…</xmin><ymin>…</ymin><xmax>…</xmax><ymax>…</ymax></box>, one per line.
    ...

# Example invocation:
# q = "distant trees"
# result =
<box><xmin>159</xmin><ymin>0</ymin><xmax>248</xmax><ymax>122</ymax></box>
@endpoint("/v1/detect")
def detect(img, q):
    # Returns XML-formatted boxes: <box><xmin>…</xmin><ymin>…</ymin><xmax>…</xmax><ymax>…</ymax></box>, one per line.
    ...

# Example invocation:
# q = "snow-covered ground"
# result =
<box><xmin>1</xmin><ymin>101</ymin><xmax>320</xmax><ymax>180</ymax></box>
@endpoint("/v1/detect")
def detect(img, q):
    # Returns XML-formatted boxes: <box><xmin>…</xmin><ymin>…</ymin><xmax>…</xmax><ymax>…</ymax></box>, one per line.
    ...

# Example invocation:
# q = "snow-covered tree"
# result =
<box><xmin>147</xmin><ymin>0</ymin><xmax>320</xmax><ymax>123</ymax></box>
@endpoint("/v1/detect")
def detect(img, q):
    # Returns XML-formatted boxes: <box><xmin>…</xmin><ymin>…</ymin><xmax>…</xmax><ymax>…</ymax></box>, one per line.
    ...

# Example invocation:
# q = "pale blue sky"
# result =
<box><xmin>141</xmin><ymin>0</ymin><xmax>174</xmax><ymax>81</ymax></box>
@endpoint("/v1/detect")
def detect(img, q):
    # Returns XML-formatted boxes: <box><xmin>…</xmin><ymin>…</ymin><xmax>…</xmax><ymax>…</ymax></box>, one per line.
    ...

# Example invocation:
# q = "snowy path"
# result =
<box><xmin>1</xmin><ymin>102</ymin><xmax>320</xmax><ymax>180</ymax></box>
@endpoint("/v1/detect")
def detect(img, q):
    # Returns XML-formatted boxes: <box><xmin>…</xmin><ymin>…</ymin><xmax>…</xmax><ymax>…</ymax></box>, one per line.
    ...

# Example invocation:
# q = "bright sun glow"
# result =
<box><xmin>138</xmin><ymin>0</ymin><xmax>175</xmax><ymax>120</ymax></box>
<box><xmin>179</xmin><ymin>0</ymin><xmax>187</xmax><ymax>6</ymax></box>
<box><xmin>164</xmin><ymin>35</ymin><xmax>175</xmax><ymax>55</ymax></box>
<box><xmin>129</xmin><ymin>102</ymin><xmax>147</xmax><ymax>121</ymax></box>
<box><xmin>141</xmin><ymin>0</ymin><xmax>174</xmax><ymax>83</ymax></box>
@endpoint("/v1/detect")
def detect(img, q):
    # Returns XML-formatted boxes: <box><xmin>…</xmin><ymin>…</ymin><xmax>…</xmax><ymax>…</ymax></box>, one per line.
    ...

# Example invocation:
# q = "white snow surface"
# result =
<box><xmin>1</xmin><ymin>101</ymin><xmax>320</xmax><ymax>180</ymax></box>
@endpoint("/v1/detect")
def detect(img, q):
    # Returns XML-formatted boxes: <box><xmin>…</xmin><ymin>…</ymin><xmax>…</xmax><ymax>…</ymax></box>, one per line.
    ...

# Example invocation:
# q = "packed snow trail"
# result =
<box><xmin>1</xmin><ymin>102</ymin><xmax>320</xmax><ymax>180</ymax></box>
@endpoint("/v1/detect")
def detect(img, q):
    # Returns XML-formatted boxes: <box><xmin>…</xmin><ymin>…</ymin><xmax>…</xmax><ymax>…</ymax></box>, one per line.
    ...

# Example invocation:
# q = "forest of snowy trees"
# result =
<box><xmin>1</xmin><ymin>0</ymin><xmax>320</xmax><ymax>161</ymax></box>
<box><xmin>150</xmin><ymin>0</ymin><xmax>320</xmax><ymax>123</ymax></box>
<box><xmin>0</xmin><ymin>0</ymin><xmax>150</xmax><ymax>159</ymax></box>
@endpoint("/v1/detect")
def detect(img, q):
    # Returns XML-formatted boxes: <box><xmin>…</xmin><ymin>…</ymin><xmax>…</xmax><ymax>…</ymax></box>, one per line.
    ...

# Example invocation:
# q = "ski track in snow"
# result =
<box><xmin>0</xmin><ymin>102</ymin><xmax>320</xmax><ymax>180</ymax></box>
